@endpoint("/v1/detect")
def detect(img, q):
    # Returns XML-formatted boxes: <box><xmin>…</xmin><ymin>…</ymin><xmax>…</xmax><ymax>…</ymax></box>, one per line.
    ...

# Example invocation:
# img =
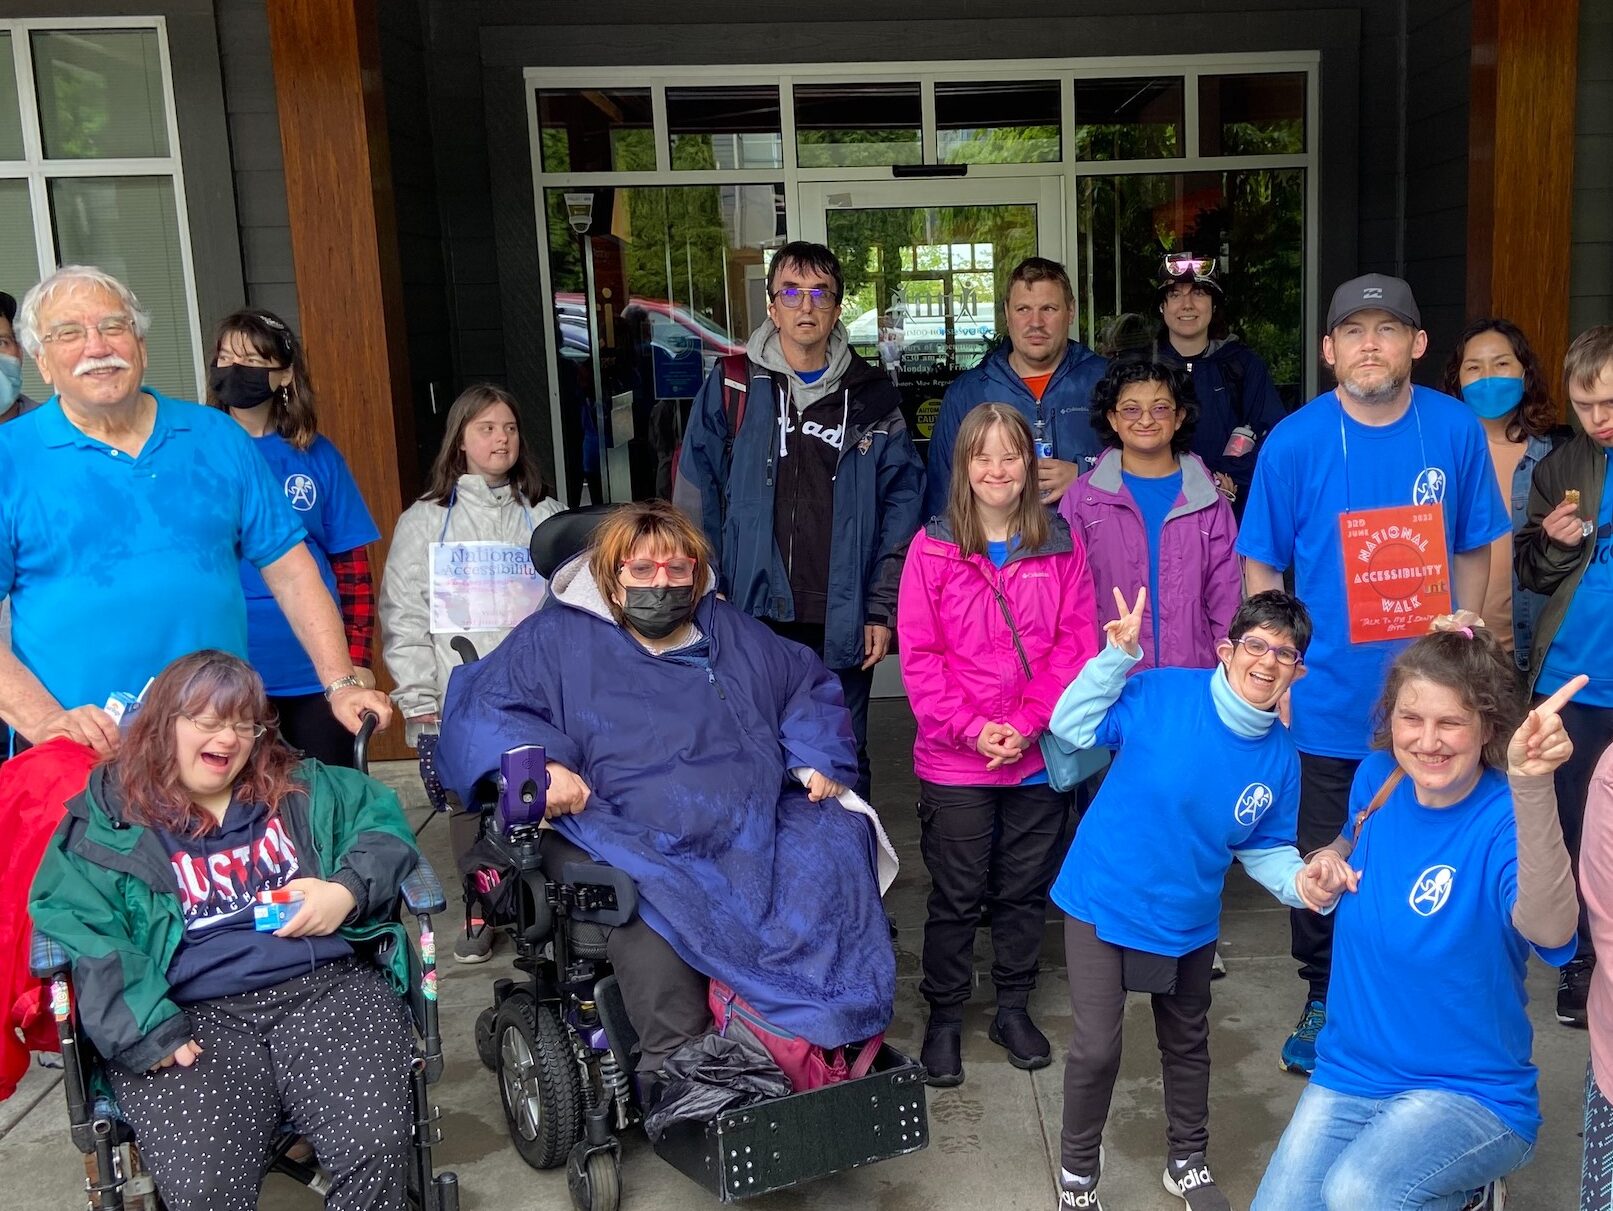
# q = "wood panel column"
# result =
<box><xmin>268</xmin><ymin>0</ymin><xmax>416</xmax><ymax>759</ymax></box>
<box><xmin>1467</xmin><ymin>0</ymin><xmax>1582</xmax><ymax>402</ymax></box>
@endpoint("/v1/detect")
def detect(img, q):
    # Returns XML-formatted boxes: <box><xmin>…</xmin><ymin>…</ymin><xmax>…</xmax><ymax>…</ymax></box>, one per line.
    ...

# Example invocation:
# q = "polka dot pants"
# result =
<box><xmin>108</xmin><ymin>958</ymin><xmax>413</xmax><ymax>1211</ymax></box>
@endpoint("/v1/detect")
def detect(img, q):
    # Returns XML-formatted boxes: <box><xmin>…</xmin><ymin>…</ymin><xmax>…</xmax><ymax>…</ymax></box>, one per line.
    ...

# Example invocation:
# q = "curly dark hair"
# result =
<box><xmin>1089</xmin><ymin>358</ymin><xmax>1198</xmax><ymax>454</ymax></box>
<box><xmin>1439</xmin><ymin>318</ymin><xmax>1558</xmax><ymax>443</ymax></box>
<box><xmin>1369</xmin><ymin>628</ymin><xmax>1524</xmax><ymax>775</ymax></box>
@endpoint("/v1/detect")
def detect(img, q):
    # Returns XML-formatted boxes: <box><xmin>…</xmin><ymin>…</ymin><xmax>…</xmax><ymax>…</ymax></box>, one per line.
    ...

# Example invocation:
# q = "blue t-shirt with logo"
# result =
<box><xmin>1537</xmin><ymin>447</ymin><xmax>1613</xmax><ymax>707</ymax></box>
<box><xmin>0</xmin><ymin>392</ymin><xmax>305</xmax><ymax>712</ymax></box>
<box><xmin>1237</xmin><ymin>388</ymin><xmax>1509</xmax><ymax>758</ymax></box>
<box><xmin>1049</xmin><ymin>666</ymin><xmax>1299</xmax><ymax>955</ymax></box>
<box><xmin>1123</xmin><ymin>468</ymin><xmax>1183</xmax><ymax>667</ymax></box>
<box><xmin>1315</xmin><ymin>750</ymin><xmax>1576</xmax><ymax>1142</ymax></box>
<box><xmin>240</xmin><ymin>433</ymin><xmax>380</xmax><ymax>696</ymax></box>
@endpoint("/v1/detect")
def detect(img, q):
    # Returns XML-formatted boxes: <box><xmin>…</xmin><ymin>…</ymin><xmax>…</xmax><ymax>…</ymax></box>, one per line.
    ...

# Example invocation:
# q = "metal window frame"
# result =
<box><xmin>526</xmin><ymin>52</ymin><xmax>1320</xmax><ymax>503</ymax></box>
<box><xmin>0</xmin><ymin>16</ymin><xmax>205</xmax><ymax>399</ymax></box>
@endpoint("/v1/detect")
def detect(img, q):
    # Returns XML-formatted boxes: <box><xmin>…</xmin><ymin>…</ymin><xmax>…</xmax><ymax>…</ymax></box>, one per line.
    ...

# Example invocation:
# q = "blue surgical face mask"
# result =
<box><xmin>0</xmin><ymin>353</ymin><xmax>20</xmax><ymax>410</ymax></box>
<box><xmin>1461</xmin><ymin>375</ymin><xmax>1525</xmax><ymax>420</ymax></box>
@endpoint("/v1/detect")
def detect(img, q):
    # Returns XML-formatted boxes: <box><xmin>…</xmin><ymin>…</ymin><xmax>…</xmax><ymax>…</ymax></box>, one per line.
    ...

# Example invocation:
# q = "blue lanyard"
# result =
<box><xmin>437</xmin><ymin>486</ymin><xmax>534</xmax><ymax>542</ymax></box>
<box><xmin>1336</xmin><ymin>394</ymin><xmax>1429</xmax><ymax>513</ymax></box>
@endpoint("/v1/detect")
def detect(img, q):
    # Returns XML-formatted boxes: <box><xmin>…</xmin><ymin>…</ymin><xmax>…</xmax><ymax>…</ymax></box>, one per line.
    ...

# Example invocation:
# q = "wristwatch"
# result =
<box><xmin>323</xmin><ymin>674</ymin><xmax>363</xmax><ymax>701</ymax></box>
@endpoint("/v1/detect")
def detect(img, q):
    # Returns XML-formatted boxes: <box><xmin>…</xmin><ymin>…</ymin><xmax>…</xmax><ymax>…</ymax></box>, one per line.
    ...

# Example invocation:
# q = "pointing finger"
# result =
<box><xmin>1538</xmin><ymin>674</ymin><xmax>1590</xmax><ymax>717</ymax></box>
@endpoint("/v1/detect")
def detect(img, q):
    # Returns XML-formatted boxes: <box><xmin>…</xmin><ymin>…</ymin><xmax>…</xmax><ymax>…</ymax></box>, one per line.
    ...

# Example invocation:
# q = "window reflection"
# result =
<box><xmin>667</xmin><ymin>86</ymin><xmax>784</xmax><ymax>170</ymax></box>
<box><xmin>537</xmin><ymin>88</ymin><xmax>654</xmax><ymax>173</ymax></box>
<box><xmin>936</xmin><ymin>80</ymin><xmax>1061</xmax><ymax>164</ymax></box>
<box><xmin>1072</xmin><ymin>77</ymin><xmax>1183</xmax><ymax>161</ymax></box>
<box><xmin>794</xmin><ymin>83</ymin><xmax>922</xmax><ymax>168</ymax></box>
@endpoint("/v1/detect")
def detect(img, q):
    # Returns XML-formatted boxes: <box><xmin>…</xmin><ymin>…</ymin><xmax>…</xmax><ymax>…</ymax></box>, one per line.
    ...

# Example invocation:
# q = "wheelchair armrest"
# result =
<box><xmin>401</xmin><ymin>856</ymin><xmax>448</xmax><ymax>916</ymax></box>
<box><xmin>30</xmin><ymin>930</ymin><xmax>71</xmax><ymax>979</ymax></box>
<box><xmin>562</xmin><ymin>862</ymin><xmax>638</xmax><ymax>927</ymax></box>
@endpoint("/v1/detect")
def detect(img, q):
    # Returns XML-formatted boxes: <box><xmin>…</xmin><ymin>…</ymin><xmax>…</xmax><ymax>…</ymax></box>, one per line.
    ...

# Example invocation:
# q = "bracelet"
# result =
<box><xmin>323</xmin><ymin>674</ymin><xmax>363</xmax><ymax>701</ymax></box>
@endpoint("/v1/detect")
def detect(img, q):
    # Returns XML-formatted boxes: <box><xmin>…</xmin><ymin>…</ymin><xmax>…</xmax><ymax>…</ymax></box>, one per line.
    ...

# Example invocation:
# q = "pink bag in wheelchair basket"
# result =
<box><xmin>708</xmin><ymin>978</ymin><xmax>883</xmax><ymax>1093</ymax></box>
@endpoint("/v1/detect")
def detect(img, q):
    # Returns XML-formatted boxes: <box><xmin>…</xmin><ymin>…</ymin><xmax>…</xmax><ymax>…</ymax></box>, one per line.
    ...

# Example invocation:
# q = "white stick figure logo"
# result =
<box><xmin>284</xmin><ymin>473</ymin><xmax>317</xmax><ymax>512</ymax></box>
<box><xmin>1408</xmin><ymin>864</ymin><xmax>1457</xmax><ymax>916</ymax></box>
<box><xmin>1412</xmin><ymin>467</ymin><xmax>1446</xmax><ymax>505</ymax></box>
<box><xmin>1234</xmin><ymin>782</ymin><xmax>1274</xmax><ymax>827</ymax></box>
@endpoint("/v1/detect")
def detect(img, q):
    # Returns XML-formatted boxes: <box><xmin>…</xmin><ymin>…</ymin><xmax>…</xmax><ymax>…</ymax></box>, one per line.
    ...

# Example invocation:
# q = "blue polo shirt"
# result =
<box><xmin>0</xmin><ymin>390</ymin><xmax>305</xmax><ymax>711</ymax></box>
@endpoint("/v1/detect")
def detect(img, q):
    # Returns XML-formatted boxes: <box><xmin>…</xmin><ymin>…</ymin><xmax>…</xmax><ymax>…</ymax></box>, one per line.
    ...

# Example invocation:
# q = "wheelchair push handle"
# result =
<box><xmin>450</xmin><ymin>636</ymin><xmax>481</xmax><ymax>666</ymax></box>
<box><xmin>355</xmin><ymin>710</ymin><xmax>379</xmax><ymax>774</ymax></box>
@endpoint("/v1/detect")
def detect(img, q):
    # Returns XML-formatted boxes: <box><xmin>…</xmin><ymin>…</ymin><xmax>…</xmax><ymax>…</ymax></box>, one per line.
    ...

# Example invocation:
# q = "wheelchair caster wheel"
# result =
<box><xmin>494</xmin><ymin>994</ymin><xmax>582</xmax><ymax>1169</ymax></box>
<box><xmin>567</xmin><ymin>1146</ymin><xmax>620</xmax><ymax>1211</ymax></box>
<box><xmin>474</xmin><ymin>1006</ymin><xmax>498</xmax><ymax>1071</ymax></box>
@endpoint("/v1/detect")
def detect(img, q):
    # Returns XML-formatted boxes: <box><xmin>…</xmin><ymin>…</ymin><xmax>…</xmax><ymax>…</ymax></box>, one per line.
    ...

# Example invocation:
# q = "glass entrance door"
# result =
<box><xmin>797</xmin><ymin>176</ymin><xmax>1064</xmax><ymax>460</ymax></box>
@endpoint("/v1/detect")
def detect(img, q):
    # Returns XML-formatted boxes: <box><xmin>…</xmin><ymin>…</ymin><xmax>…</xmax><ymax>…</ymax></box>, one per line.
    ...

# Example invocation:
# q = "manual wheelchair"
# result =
<box><xmin>451</xmin><ymin>505</ymin><xmax>931</xmax><ymax>1211</ymax></box>
<box><xmin>30</xmin><ymin>713</ymin><xmax>460</xmax><ymax>1211</ymax></box>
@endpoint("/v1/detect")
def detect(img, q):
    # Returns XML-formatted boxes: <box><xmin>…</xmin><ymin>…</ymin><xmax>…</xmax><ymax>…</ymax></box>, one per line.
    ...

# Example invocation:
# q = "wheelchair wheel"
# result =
<box><xmin>568</xmin><ymin>1149</ymin><xmax>621</xmax><ymax>1211</ymax></box>
<box><xmin>494</xmin><ymin>994</ymin><xmax>581</xmax><ymax>1169</ymax></box>
<box><xmin>474</xmin><ymin>1005</ymin><xmax>499</xmax><ymax>1071</ymax></box>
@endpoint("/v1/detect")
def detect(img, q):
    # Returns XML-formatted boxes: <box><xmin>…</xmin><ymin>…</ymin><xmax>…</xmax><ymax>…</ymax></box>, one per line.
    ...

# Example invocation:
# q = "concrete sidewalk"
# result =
<box><xmin>0</xmin><ymin>699</ymin><xmax>1590</xmax><ymax>1209</ymax></box>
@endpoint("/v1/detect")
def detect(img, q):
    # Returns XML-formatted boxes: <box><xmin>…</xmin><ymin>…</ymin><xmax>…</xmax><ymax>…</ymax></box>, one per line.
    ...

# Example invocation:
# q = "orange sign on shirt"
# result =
<box><xmin>1339</xmin><ymin>503</ymin><xmax>1453</xmax><ymax>644</ymax></box>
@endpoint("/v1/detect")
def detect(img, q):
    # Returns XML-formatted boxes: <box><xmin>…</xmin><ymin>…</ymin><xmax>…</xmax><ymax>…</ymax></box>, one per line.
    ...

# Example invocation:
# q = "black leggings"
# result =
<box><xmin>540</xmin><ymin>832</ymin><xmax>710</xmax><ymax>1071</ymax></box>
<box><xmin>108</xmin><ymin>959</ymin><xmax>412</xmax><ymax>1211</ymax></box>
<box><xmin>270</xmin><ymin>692</ymin><xmax>356</xmax><ymax>768</ymax></box>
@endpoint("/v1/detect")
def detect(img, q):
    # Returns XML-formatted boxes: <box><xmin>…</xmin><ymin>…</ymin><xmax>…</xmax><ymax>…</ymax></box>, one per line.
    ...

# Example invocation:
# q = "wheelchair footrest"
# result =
<box><xmin>650</xmin><ymin>1043</ymin><xmax>928</xmax><ymax>1202</ymax></box>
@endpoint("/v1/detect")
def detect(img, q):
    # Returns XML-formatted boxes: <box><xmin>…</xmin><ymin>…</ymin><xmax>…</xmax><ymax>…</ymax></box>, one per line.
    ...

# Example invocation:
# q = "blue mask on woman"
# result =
<box><xmin>1461</xmin><ymin>375</ymin><xmax>1525</xmax><ymax>420</ymax></box>
<box><xmin>0</xmin><ymin>353</ymin><xmax>21</xmax><ymax>410</ymax></box>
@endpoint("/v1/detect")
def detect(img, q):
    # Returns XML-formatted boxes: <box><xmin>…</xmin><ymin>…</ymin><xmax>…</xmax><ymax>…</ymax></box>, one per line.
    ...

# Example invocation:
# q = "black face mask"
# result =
<box><xmin>621</xmin><ymin>585</ymin><xmax>695</xmax><ymax>640</ymax></box>
<box><xmin>209</xmin><ymin>363</ymin><xmax>276</xmax><ymax>410</ymax></box>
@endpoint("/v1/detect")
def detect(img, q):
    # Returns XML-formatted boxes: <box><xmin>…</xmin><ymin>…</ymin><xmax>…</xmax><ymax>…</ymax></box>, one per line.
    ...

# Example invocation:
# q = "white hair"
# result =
<box><xmin>15</xmin><ymin>265</ymin><xmax>151</xmax><ymax>356</ymax></box>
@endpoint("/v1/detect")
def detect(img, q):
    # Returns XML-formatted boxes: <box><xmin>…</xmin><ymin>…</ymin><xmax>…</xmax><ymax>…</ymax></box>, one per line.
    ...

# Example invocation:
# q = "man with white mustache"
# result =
<box><xmin>1237</xmin><ymin>273</ymin><xmax>1509</xmax><ymax>1077</ymax></box>
<box><xmin>0</xmin><ymin>266</ymin><xmax>393</xmax><ymax>757</ymax></box>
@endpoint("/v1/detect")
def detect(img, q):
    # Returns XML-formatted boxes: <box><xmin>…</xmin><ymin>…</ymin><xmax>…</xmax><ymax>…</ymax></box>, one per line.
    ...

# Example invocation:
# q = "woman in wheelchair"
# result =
<box><xmin>437</xmin><ymin>500</ymin><xmax>896</xmax><ymax>1078</ymax></box>
<box><xmin>28</xmin><ymin>650</ymin><xmax>422</xmax><ymax>1211</ymax></box>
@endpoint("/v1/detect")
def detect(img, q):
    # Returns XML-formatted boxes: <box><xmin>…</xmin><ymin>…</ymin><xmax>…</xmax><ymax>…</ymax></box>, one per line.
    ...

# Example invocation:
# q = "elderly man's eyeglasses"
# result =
<box><xmin>41</xmin><ymin>316</ymin><xmax>134</xmax><ymax>347</ymax></box>
<box><xmin>1114</xmin><ymin>402</ymin><xmax>1178</xmax><ymax>421</ymax></box>
<box><xmin>184</xmin><ymin>715</ymin><xmax>268</xmax><ymax>740</ymax></box>
<box><xmin>1233</xmin><ymin>635</ymin><xmax>1304</xmax><ymax>666</ymax></box>
<box><xmin>619</xmin><ymin>557</ymin><xmax>697</xmax><ymax>584</ymax></box>
<box><xmin>770</xmin><ymin>287</ymin><xmax>839</xmax><ymax>310</ymax></box>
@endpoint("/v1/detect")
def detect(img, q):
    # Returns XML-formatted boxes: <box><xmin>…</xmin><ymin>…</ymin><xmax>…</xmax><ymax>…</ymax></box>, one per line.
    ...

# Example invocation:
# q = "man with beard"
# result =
<box><xmin>1237</xmin><ymin>274</ymin><xmax>1508</xmax><ymax>1076</ymax></box>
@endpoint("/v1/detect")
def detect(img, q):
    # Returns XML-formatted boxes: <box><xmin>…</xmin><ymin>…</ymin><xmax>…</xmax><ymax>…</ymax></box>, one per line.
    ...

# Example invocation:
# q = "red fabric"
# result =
<box><xmin>330</xmin><ymin>546</ymin><xmax>375</xmax><ymax>667</ymax></box>
<box><xmin>0</xmin><ymin>738</ymin><xmax>98</xmax><ymax>1101</ymax></box>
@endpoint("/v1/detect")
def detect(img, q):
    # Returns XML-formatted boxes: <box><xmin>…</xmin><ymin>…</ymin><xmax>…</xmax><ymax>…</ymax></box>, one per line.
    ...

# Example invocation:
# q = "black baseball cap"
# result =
<box><xmin>1326</xmin><ymin>274</ymin><xmax>1420</xmax><ymax>332</ymax></box>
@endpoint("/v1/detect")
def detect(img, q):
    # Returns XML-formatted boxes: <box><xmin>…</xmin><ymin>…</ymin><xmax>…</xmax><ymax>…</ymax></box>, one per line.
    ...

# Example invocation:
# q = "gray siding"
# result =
<box><xmin>1402</xmin><ymin>0</ymin><xmax>1472</xmax><ymax>379</ymax></box>
<box><xmin>1573</xmin><ymin>0</ymin><xmax>1613</xmax><ymax>337</ymax></box>
<box><xmin>214</xmin><ymin>0</ymin><xmax>296</xmax><ymax>329</ymax></box>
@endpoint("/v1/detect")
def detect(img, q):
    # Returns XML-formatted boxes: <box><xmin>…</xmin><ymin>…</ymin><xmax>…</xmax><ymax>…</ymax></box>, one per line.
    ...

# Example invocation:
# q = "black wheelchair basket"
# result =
<box><xmin>30</xmin><ymin>711</ymin><xmax>461</xmax><ymax>1211</ymax></box>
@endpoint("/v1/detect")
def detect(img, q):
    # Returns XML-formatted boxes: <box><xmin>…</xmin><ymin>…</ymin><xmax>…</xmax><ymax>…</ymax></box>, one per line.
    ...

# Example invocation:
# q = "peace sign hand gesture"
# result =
<box><xmin>1104</xmin><ymin>587</ymin><xmax>1147</xmax><ymax>657</ymax></box>
<box><xmin>1508</xmin><ymin>674</ymin><xmax>1588</xmax><ymax>778</ymax></box>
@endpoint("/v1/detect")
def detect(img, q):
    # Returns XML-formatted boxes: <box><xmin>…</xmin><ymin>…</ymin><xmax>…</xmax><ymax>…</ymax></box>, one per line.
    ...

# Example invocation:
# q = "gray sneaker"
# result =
<box><xmin>1163</xmin><ymin>1153</ymin><xmax>1230</xmax><ymax>1211</ymax></box>
<box><xmin>454</xmin><ymin>918</ymin><xmax>495</xmax><ymax>963</ymax></box>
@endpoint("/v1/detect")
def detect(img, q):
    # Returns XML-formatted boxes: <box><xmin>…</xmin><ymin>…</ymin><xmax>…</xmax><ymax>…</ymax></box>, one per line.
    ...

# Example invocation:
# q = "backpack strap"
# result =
<box><xmin>719</xmin><ymin>352</ymin><xmax>751</xmax><ymax>455</ymax></box>
<box><xmin>1350</xmin><ymin>768</ymin><xmax>1405</xmax><ymax>843</ymax></box>
<box><xmin>849</xmin><ymin>1031</ymin><xmax>885</xmax><ymax>1081</ymax></box>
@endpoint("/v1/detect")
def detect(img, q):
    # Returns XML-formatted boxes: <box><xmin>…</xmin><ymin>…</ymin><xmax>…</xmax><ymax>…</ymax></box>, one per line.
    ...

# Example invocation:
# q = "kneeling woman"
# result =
<box><xmin>1254</xmin><ymin>629</ymin><xmax>1582</xmax><ymax>1211</ymax></box>
<box><xmin>29</xmin><ymin>651</ymin><xmax>421</xmax><ymax>1211</ymax></box>
<box><xmin>436</xmin><ymin>500</ymin><xmax>894</xmax><ymax>1074</ymax></box>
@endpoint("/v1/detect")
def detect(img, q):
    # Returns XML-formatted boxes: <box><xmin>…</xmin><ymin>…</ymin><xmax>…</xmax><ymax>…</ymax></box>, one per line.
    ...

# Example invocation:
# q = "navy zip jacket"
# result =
<box><xmin>673</xmin><ymin>346</ymin><xmax>925</xmax><ymax>672</ymax></box>
<box><xmin>924</xmin><ymin>339</ymin><xmax>1108</xmax><ymax>518</ymax></box>
<box><xmin>1154</xmin><ymin>336</ymin><xmax>1288</xmax><ymax>512</ymax></box>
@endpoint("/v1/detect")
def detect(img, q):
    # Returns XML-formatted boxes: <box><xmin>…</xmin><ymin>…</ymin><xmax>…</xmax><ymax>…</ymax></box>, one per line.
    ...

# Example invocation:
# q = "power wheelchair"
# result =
<box><xmin>452</xmin><ymin>505</ymin><xmax>930</xmax><ymax>1210</ymax></box>
<box><xmin>30</xmin><ymin>713</ymin><xmax>461</xmax><ymax>1211</ymax></box>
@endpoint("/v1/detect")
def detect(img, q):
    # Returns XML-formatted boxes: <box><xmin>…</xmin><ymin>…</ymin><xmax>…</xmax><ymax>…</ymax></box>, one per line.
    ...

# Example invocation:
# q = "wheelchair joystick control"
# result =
<box><xmin>497</xmin><ymin>745</ymin><xmax>548</xmax><ymax>832</ymax></box>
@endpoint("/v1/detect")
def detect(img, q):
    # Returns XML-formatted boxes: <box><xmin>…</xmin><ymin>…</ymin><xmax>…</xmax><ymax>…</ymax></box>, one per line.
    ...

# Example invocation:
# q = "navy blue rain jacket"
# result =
<box><xmin>435</xmin><ymin>559</ymin><xmax>896</xmax><ymax>1048</ymax></box>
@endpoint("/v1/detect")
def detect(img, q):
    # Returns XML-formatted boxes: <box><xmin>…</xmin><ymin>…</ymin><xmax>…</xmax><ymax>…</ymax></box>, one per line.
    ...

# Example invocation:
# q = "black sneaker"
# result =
<box><xmin>1057</xmin><ymin>1167</ymin><xmax>1103</xmax><ymax>1209</ymax></box>
<box><xmin>989</xmin><ymin>1008</ymin><xmax>1052</xmax><ymax>1070</ymax></box>
<box><xmin>453</xmin><ymin>917</ymin><xmax>495</xmax><ymax>964</ymax></box>
<box><xmin>1163</xmin><ymin>1152</ymin><xmax>1231</xmax><ymax>1211</ymax></box>
<box><xmin>1558</xmin><ymin>956</ymin><xmax>1594</xmax><ymax>1027</ymax></box>
<box><xmin>921</xmin><ymin>1017</ymin><xmax>964</xmax><ymax>1087</ymax></box>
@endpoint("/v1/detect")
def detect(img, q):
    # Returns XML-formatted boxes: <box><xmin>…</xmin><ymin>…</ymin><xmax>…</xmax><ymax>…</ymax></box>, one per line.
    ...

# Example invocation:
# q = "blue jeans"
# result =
<box><xmin>1253</xmin><ymin>1083</ymin><xmax>1533</xmax><ymax>1211</ymax></box>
